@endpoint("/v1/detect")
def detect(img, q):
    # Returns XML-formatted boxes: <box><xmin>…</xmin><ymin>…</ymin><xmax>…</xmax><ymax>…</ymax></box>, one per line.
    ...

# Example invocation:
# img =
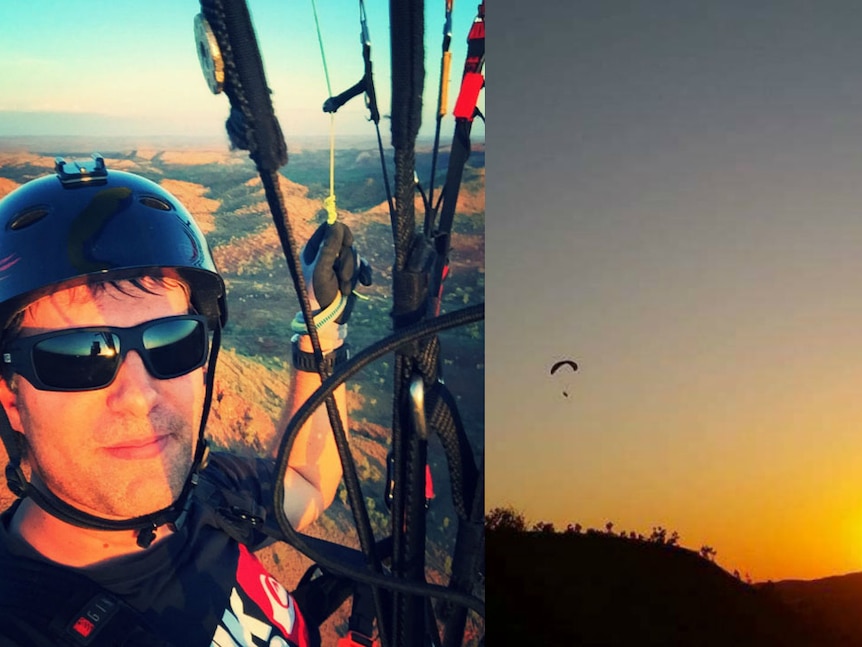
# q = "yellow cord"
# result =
<box><xmin>326</xmin><ymin>113</ymin><xmax>337</xmax><ymax>224</ymax></box>
<box><xmin>312</xmin><ymin>0</ymin><xmax>338</xmax><ymax>224</ymax></box>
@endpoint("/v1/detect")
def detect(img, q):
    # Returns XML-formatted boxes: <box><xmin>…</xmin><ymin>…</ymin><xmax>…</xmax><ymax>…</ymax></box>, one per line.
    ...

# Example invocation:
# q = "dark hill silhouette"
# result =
<box><xmin>487</xmin><ymin>529</ymin><xmax>833</xmax><ymax>646</ymax></box>
<box><xmin>761</xmin><ymin>572</ymin><xmax>862</xmax><ymax>646</ymax></box>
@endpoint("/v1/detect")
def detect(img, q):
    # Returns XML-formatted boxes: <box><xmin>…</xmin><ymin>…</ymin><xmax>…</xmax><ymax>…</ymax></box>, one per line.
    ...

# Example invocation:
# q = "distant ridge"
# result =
<box><xmin>0</xmin><ymin>133</ymin><xmax>484</xmax><ymax>154</ymax></box>
<box><xmin>0</xmin><ymin>134</ymin><xmax>230</xmax><ymax>153</ymax></box>
<box><xmin>487</xmin><ymin>529</ymin><xmax>833</xmax><ymax>646</ymax></box>
<box><xmin>761</xmin><ymin>571</ymin><xmax>862</xmax><ymax>646</ymax></box>
<box><xmin>0</xmin><ymin>134</ymin><xmax>340</xmax><ymax>153</ymax></box>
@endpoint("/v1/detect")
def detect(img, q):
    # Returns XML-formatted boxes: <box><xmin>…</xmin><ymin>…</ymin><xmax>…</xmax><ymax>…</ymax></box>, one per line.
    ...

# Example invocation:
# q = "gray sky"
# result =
<box><xmin>490</xmin><ymin>1</ymin><xmax>862</xmax><ymax>580</ymax></box>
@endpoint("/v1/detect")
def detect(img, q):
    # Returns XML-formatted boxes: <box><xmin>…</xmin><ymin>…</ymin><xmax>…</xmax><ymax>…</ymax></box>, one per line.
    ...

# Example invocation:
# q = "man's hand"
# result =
<box><xmin>292</xmin><ymin>221</ymin><xmax>372</xmax><ymax>349</ymax></box>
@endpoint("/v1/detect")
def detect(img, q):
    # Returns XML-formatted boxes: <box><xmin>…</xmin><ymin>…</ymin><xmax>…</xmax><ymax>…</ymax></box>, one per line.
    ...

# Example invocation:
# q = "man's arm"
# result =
<box><xmin>277</xmin><ymin>340</ymin><xmax>347</xmax><ymax>531</ymax></box>
<box><xmin>274</xmin><ymin>221</ymin><xmax>370</xmax><ymax>532</ymax></box>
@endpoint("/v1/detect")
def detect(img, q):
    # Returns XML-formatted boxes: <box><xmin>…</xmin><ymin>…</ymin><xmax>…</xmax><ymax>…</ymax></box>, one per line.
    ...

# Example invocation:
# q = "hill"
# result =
<box><xmin>761</xmin><ymin>572</ymin><xmax>862</xmax><ymax>646</ymax></box>
<box><xmin>487</xmin><ymin>529</ymin><xmax>832</xmax><ymax>646</ymax></box>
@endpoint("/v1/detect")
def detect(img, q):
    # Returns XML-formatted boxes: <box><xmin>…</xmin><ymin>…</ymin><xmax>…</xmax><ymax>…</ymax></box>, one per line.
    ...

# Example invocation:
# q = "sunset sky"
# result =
<box><xmin>489</xmin><ymin>2</ymin><xmax>862</xmax><ymax>582</ymax></box>
<box><xmin>0</xmin><ymin>1</ymin><xmax>484</xmax><ymax>142</ymax></box>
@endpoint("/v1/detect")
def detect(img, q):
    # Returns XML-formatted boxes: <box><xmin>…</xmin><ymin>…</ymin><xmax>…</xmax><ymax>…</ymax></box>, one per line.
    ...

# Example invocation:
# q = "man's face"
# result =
<box><xmin>0</xmin><ymin>279</ymin><xmax>205</xmax><ymax>519</ymax></box>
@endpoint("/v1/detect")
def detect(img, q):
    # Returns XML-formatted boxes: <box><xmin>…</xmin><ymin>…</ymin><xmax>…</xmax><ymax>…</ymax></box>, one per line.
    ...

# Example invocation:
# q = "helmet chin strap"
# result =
<box><xmin>0</xmin><ymin>326</ymin><xmax>221</xmax><ymax>549</ymax></box>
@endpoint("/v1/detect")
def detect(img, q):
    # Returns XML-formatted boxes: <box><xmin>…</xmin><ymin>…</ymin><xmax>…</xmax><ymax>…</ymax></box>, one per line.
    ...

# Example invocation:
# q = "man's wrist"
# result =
<box><xmin>293</xmin><ymin>322</ymin><xmax>347</xmax><ymax>353</ymax></box>
<box><xmin>291</xmin><ymin>337</ymin><xmax>350</xmax><ymax>372</ymax></box>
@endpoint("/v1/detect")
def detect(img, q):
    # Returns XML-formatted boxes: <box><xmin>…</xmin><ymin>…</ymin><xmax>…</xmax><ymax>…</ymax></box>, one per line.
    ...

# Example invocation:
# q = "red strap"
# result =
<box><xmin>425</xmin><ymin>463</ymin><xmax>435</xmax><ymax>502</ymax></box>
<box><xmin>338</xmin><ymin>631</ymin><xmax>380</xmax><ymax>647</ymax></box>
<box><xmin>468</xmin><ymin>19</ymin><xmax>485</xmax><ymax>42</ymax></box>
<box><xmin>453</xmin><ymin>72</ymin><xmax>484</xmax><ymax>120</ymax></box>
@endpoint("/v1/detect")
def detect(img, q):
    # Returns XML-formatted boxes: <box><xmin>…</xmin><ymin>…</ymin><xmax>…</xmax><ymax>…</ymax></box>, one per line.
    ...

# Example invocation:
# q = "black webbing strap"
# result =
<box><xmin>440</xmin><ymin>454</ymin><xmax>484</xmax><ymax>647</ymax></box>
<box><xmin>341</xmin><ymin>583</ymin><xmax>380</xmax><ymax>647</ymax></box>
<box><xmin>322</xmin><ymin>0</ymin><xmax>380</xmax><ymax>125</ymax></box>
<box><xmin>199</xmin><ymin>0</ymin><xmax>287</xmax><ymax>172</ymax></box>
<box><xmin>292</xmin><ymin>536</ymin><xmax>394</xmax><ymax>647</ymax></box>
<box><xmin>387</xmin><ymin>0</ymin><xmax>435</xmax><ymax>642</ymax></box>
<box><xmin>426</xmin><ymin>383</ymin><xmax>478</xmax><ymax>520</ymax></box>
<box><xmin>323</xmin><ymin>77</ymin><xmax>367</xmax><ymax>116</ymax></box>
<box><xmin>412</xmin><ymin>345</ymin><xmax>483</xmax><ymax>647</ymax></box>
<box><xmin>0</xmin><ymin>554</ymin><xmax>171</xmax><ymax>647</ymax></box>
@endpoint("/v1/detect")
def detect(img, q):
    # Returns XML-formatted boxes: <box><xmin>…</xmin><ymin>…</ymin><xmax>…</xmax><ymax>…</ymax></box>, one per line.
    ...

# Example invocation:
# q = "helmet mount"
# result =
<box><xmin>54</xmin><ymin>153</ymin><xmax>108</xmax><ymax>186</ymax></box>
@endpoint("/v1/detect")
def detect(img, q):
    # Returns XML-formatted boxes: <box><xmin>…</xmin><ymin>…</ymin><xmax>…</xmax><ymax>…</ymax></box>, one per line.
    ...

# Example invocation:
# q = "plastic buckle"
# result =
<box><xmin>337</xmin><ymin>630</ymin><xmax>380</xmax><ymax>647</ymax></box>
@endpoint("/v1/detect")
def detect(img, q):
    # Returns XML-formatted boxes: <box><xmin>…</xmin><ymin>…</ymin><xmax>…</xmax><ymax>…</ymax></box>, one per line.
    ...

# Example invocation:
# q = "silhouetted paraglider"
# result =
<box><xmin>550</xmin><ymin>360</ymin><xmax>578</xmax><ymax>375</ymax></box>
<box><xmin>550</xmin><ymin>359</ymin><xmax>578</xmax><ymax>397</ymax></box>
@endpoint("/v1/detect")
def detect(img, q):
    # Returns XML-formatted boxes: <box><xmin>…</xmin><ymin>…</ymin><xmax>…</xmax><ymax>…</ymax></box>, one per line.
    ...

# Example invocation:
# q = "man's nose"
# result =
<box><xmin>105</xmin><ymin>351</ymin><xmax>159</xmax><ymax>414</ymax></box>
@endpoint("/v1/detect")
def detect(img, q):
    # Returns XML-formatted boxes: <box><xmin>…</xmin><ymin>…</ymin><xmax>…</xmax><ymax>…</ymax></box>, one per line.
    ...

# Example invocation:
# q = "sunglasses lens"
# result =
<box><xmin>18</xmin><ymin>317</ymin><xmax>208</xmax><ymax>391</ymax></box>
<box><xmin>33</xmin><ymin>332</ymin><xmax>121</xmax><ymax>390</ymax></box>
<box><xmin>143</xmin><ymin>318</ymin><xmax>207</xmax><ymax>378</ymax></box>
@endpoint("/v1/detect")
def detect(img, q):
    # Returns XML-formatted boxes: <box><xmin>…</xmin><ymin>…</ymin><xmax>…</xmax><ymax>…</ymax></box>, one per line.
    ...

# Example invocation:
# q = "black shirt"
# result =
<box><xmin>0</xmin><ymin>452</ymin><xmax>313</xmax><ymax>646</ymax></box>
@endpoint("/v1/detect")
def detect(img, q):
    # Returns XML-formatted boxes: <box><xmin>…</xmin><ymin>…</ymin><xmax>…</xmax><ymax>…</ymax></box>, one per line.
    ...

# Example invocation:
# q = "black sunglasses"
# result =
<box><xmin>1</xmin><ymin>315</ymin><xmax>209</xmax><ymax>392</ymax></box>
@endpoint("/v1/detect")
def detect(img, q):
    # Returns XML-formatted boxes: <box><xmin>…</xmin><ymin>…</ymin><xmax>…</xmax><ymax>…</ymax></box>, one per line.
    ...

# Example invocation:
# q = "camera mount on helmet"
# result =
<box><xmin>54</xmin><ymin>153</ymin><xmax>108</xmax><ymax>186</ymax></box>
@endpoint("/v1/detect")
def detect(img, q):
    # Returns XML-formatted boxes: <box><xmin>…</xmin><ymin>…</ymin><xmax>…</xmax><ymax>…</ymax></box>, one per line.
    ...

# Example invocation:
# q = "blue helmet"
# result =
<box><xmin>0</xmin><ymin>155</ymin><xmax>228</xmax><ymax>539</ymax></box>
<box><xmin>0</xmin><ymin>154</ymin><xmax>226</xmax><ymax>329</ymax></box>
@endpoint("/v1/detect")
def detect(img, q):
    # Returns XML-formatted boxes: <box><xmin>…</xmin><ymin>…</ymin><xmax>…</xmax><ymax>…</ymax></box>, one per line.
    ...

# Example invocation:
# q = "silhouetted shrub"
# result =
<box><xmin>485</xmin><ymin>505</ymin><xmax>527</xmax><ymax>532</ymax></box>
<box><xmin>650</xmin><ymin>526</ymin><xmax>668</xmax><ymax>544</ymax></box>
<box><xmin>533</xmin><ymin>521</ymin><xmax>556</xmax><ymax>534</ymax></box>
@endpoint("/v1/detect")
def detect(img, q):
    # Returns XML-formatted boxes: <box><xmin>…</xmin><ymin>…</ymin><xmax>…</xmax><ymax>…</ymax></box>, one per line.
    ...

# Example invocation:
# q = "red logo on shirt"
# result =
<box><xmin>212</xmin><ymin>544</ymin><xmax>311</xmax><ymax>646</ymax></box>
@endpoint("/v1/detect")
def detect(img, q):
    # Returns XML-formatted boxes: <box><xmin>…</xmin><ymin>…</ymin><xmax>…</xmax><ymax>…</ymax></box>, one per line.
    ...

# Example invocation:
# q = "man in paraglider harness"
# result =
<box><xmin>0</xmin><ymin>155</ymin><xmax>370</xmax><ymax>646</ymax></box>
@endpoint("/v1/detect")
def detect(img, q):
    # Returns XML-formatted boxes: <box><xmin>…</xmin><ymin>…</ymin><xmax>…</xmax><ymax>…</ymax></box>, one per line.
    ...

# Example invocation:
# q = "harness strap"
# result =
<box><xmin>440</xmin><ymin>455</ymin><xmax>484</xmax><ymax>647</ymax></box>
<box><xmin>199</xmin><ymin>0</ymin><xmax>287</xmax><ymax>172</ymax></box>
<box><xmin>338</xmin><ymin>580</ymin><xmax>381</xmax><ymax>647</ymax></box>
<box><xmin>427</xmin><ymin>383</ymin><xmax>478</xmax><ymax>520</ymax></box>
<box><xmin>429</xmin><ymin>3</ymin><xmax>485</xmax><ymax>320</ymax></box>
<box><xmin>451</xmin><ymin>7</ymin><xmax>485</xmax><ymax>122</ymax></box>
<box><xmin>294</xmin><ymin>537</ymin><xmax>392</xmax><ymax>647</ymax></box>
<box><xmin>0</xmin><ymin>551</ymin><xmax>172</xmax><ymax>647</ymax></box>
<box><xmin>321</xmin><ymin>0</ymin><xmax>380</xmax><ymax>125</ymax></box>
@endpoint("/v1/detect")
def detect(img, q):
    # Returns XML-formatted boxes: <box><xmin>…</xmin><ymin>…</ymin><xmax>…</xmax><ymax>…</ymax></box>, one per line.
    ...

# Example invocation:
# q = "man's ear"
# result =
<box><xmin>0</xmin><ymin>378</ymin><xmax>23</xmax><ymax>432</ymax></box>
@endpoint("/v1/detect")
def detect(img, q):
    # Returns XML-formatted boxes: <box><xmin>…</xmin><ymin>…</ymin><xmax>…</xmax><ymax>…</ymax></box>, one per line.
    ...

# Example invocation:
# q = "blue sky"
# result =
<box><xmin>0</xmin><ymin>1</ymin><xmax>484</xmax><ymax>142</ymax></box>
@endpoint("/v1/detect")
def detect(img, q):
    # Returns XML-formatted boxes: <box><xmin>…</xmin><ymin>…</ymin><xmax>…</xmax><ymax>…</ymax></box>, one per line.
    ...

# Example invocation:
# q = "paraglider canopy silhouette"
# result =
<box><xmin>550</xmin><ymin>360</ymin><xmax>578</xmax><ymax>397</ymax></box>
<box><xmin>550</xmin><ymin>360</ymin><xmax>578</xmax><ymax>375</ymax></box>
